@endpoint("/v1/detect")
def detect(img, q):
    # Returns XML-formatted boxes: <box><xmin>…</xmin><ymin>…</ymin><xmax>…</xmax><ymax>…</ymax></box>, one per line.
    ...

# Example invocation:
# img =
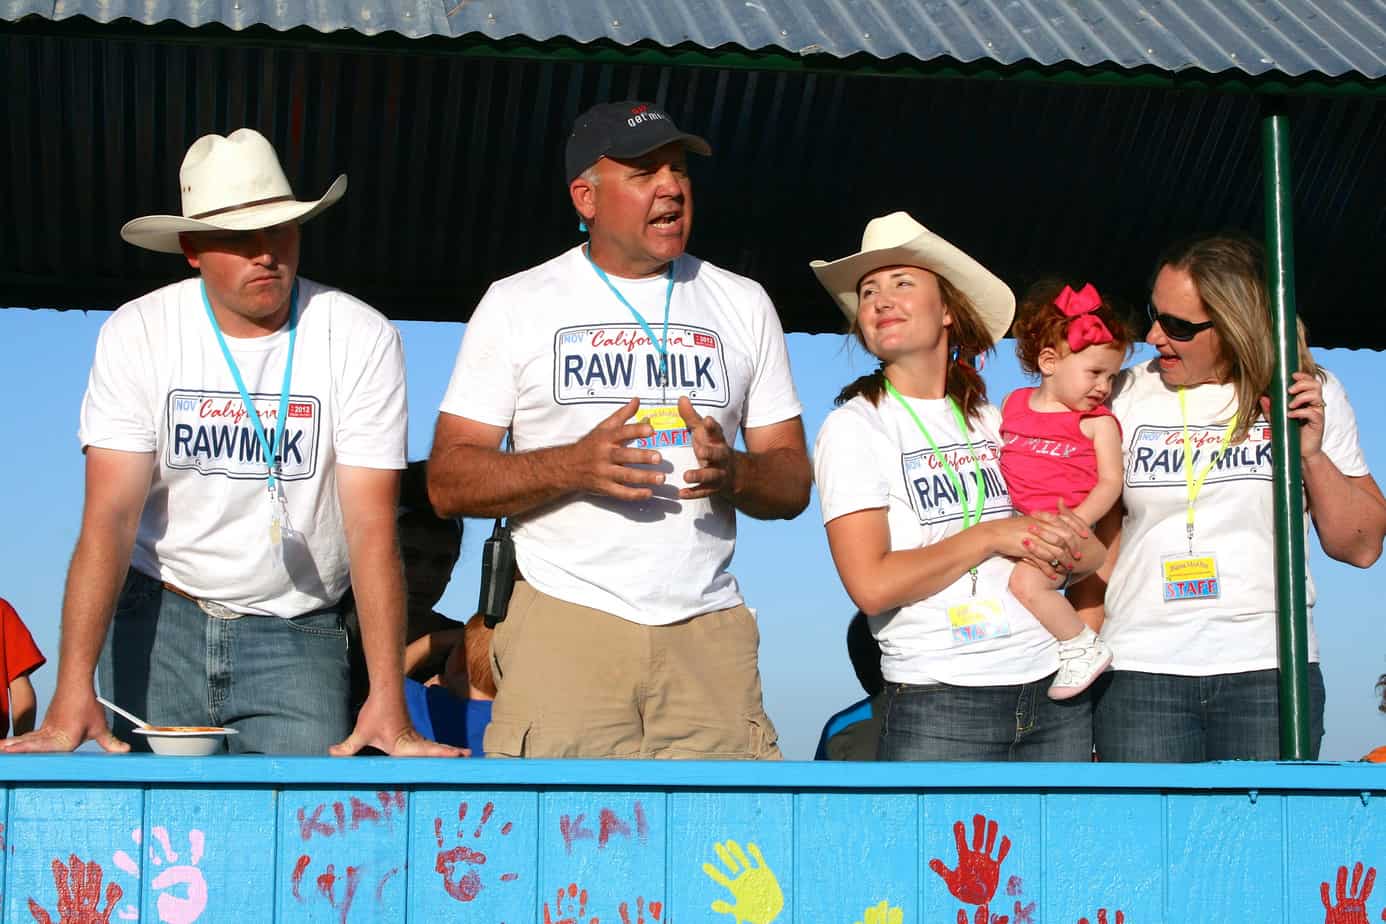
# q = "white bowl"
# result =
<box><xmin>133</xmin><ymin>726</ymin><xmax>238</xmax><ymax>756</ymax></box>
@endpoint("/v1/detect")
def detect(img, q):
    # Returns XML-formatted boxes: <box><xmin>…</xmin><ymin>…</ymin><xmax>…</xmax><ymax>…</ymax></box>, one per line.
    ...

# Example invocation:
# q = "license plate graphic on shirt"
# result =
<box><xmin>164</xmin><ymin>389</ymin><xmax>321</xmax><ymax>480</ymax></box>
<box><xmin>552</xmin><ymin>323</ymin><xmax>730</xmax><ymax>407</ymax></box>
<box><xmin>900</xmin><ymin>442</ymin><xmax>1011</xmax><ymax>526</ymax></box>
<box><xmin>1125</xmin><ymin>424</ymin><xmax>1272</xmax><ymax>489</ymax></box>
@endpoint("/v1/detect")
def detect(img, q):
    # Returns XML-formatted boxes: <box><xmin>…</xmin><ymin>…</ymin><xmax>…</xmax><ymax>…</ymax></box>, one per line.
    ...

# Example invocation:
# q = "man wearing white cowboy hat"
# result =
<box><xmin>3</xmin><ymin>129</ymin><xmax>458</xmax><ymax>757</ymax></box>
<box><xmin>427</xmin><ymin>100</ymin><xmax>811</xmax><ymax>760</ymax></box>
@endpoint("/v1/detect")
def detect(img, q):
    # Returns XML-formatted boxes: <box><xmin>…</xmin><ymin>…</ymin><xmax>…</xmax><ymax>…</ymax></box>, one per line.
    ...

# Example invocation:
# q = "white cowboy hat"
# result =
<box><xmin>120</xmin><ymin>128</ymin><xmax>346</xmax><ymax>253</ymax></box>
<box><xmin>810</xmin><ymin>211</ymin><xmax>1015</xmax><ymax>344</ymax></box>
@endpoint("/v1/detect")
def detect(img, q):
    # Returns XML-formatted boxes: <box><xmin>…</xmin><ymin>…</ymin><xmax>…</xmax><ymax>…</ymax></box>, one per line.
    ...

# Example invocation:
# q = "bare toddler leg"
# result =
<box><xmin>1008</xmin><ymin>562</ymin><xmax>1112</xmax><ymax>700</ymax></box>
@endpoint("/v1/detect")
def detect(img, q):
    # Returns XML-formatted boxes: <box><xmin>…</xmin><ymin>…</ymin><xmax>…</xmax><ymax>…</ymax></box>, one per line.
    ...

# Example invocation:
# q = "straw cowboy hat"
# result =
<box><xmin>810</xmin><ymin>211</ymin><xmax>1015</xmax><ymax>344</ymax></box>
<box><xmin>120</xmin><ymin>128</ymin><xmax>346</xmax><ymax>253</ymax></box>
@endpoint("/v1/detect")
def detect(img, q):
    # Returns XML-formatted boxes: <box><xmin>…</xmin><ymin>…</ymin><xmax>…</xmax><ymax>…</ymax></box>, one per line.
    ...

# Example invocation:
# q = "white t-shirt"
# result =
<box><xmin>439</xmin><ymin>245</ymin><xmax>802</xmax><ymax>626</ymax></box>
<box><xmin>79</xmin><ymin>277</ymin><xmax>408</xmax><ymax>617</ymax></box>
<box><xmin>814</xmin><ymin>394</ymin><xmax>1059</xmax><ymax>686</ymax></box>
<box><xmin>1105</xmin><ymin>361</ymin><xmax>1369</xmax><ymax>675</ymax></box>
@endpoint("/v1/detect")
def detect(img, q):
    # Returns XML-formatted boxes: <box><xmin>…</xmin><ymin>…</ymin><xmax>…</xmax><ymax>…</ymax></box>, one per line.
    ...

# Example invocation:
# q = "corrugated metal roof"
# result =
<box><xmin>6</xmin><ymin>0</ymin><xmax>1386</xmax><ymax>80</ymax></box>
<box><xmin>4</xmin><ymin>0</ymin><xmax>450</xmax><ymax>38</ymax></box>
<box><xmin>443</xmin><ymin>0</ymin><xmax>1386</xmax><ymax>78</ymax></box>
<box><xmin>3</xmin><ymin>26</ymin><xmax>1385</xmax><ymax>347</ymax></box>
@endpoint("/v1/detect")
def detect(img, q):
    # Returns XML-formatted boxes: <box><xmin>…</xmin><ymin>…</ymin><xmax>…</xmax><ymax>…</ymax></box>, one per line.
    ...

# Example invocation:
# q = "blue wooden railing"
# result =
<box><xmin>3</xmin><ymin>756</ymin><xmax>1384</xmax><ymax>922</ymax></box>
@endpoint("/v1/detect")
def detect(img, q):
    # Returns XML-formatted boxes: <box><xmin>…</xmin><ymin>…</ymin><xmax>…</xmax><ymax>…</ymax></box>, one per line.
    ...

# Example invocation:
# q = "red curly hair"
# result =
<box><xmin>1012</xmin><ymin>278</ymin><xmax>1133</xmax><ymax>376</ymax></box>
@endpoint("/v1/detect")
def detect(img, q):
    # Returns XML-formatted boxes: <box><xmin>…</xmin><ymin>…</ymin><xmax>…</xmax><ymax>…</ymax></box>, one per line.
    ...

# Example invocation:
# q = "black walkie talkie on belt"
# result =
<box><xmin>478</xmin><ymin>517</ymin><xmax>516</xmax><ymax>628</ymax></box>
<box><xmin>478</xmin><ymin>430</ymin><xmax>516</xmax><ymax>628</ymax></box>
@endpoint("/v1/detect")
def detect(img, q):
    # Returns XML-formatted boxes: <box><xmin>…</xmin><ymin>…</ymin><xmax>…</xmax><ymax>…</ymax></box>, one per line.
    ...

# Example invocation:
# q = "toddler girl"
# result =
<box><xmin>1000</xmin><ymin>281</ymin><xmax>1131</xmax><ymax>699</ymax></box>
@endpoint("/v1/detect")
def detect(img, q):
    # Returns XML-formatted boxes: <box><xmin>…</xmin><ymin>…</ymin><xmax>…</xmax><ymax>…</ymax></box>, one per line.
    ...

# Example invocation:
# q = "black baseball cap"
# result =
<box><xmin>564</xmin><ymin>101</ymin><xmax>712</xmax><ymax>183</ymax></box>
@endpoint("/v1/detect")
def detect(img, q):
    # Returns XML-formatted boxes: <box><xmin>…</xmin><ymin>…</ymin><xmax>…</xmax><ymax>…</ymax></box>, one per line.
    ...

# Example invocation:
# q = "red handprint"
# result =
<box><xmin>618</xmin><ymin>896</ymin><xmax>663</xmax><ymax>923</ymax></box>
<box><xmin>433</xmin><ymin>800</ymin><xmax>518</xmax><ymax>903</ymax></box>
<box><xmin>1322</xmin><ymin>862</ymin><xmax>1376</xmax><ymax>924</ymax></box>
<box><xmin>27</xmin><ymin>855</ymin><xmax>123</xmax><ymax>924</ymax></box>
<box><xmin>544</xmin><ymin>882</ymin><xmax>597</xmax><ymax>924</ymax></box>
<box><xmin>1078</xmin><ymin>911</ymin><xmax>1124</xmax><ymax>924</ymax></box>
<box><xmin>931</xmin><ymin>814</ymin><xmax>1012</xmax><ymax>905</ymax></box>
<box><xmin>955</xmin><ymin>906</ymin><xmax>1008</xmax><ymax>924</ymax></box>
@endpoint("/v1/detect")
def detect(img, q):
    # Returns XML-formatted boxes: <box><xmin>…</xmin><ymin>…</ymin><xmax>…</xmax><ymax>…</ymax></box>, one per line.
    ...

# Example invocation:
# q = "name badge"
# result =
<box><xmin>1161</xmin><ymin>553</ymin><xmax>1221</xmax><ymax>601</ymax></box>
<box><xmin>268</xmin><ymin>479</ymin><xmax>300</xmax><ymax>557</ymax></box>
<box><xmin>948</xmin><ymin>597</ymin><xmax>1011</xmax><ymax>646</ymax></box>
<box><xmin>631</xmin><ymin>405</ymin><xmax>692</xmax><ymax>449</ymax></box>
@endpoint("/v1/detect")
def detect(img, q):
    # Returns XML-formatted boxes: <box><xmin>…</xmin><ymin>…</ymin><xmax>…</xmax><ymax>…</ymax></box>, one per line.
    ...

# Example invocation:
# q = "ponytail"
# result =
<box><xmin>945</xmin><ymin>351</ymin><xmax>988</xmax><ymax>420</ymax></box>
<box><xmin>835</xmin><ymin>367</ymin><xmax>887</xmax><ymax>407</ymax></box>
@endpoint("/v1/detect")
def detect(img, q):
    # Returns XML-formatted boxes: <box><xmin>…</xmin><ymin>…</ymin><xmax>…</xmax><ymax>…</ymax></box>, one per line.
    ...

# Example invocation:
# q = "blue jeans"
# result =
<box><xmin>98</xmin><ymin>569</ymin><xmax>351</xmax><ymax>755</ymax></box>
<box><xmin>878</xmin><ymin>678</ymin><xmax>1093</xmax><ymax>761</ymax></box>
<box><xmin>1092</xmin><ymin>667</ymin><xmax>1326</xmax><ymax>762</ymax></box>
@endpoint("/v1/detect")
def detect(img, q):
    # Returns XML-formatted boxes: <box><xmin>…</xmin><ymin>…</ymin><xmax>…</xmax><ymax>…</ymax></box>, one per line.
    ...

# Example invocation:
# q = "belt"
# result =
<box><xmin>161</xmin><ymin>581</ymin><xmax>198</xmax><ymax>603</ymax></box>
<box><xmin>159</xmin><ymin>581</ymin><xmax>243</xmax><ymax>620</ymax></box>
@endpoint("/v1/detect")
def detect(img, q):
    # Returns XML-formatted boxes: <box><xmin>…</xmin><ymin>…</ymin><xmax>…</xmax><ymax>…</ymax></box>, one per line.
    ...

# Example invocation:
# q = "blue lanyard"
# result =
<box><xmin>200</xmin><ymin>280</ymin><xmax>299</xmax><ymax>490</ymax></box>
<box><xmin>584</xmin><ymin>246</ymin><xmax>675</xmax><ymax>382</ymax></box>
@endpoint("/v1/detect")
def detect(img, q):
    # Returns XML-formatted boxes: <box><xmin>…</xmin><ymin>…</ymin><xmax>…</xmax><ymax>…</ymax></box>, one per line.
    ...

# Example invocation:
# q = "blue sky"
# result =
<box><xmin>2</xmin><ymin>306</ymin><xmax>1382</xmax><ymax>760</ymax></box>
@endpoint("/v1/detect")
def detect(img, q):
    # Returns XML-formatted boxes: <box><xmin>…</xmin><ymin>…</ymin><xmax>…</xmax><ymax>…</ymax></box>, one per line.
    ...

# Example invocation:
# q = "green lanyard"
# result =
<box><xmin>885</xmin><ymin>379</ymin><xmax>987</xmax><ymax>593</ymax></box>
<box><xmin>1177</xmin><ymin>387</ymin><xmax>1236</xmax><ymax>555</ymax></box>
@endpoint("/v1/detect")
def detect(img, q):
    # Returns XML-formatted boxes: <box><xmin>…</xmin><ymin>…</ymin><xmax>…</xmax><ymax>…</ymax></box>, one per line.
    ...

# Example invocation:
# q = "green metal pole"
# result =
<box><xmin>1261</xmin><ymin>101</ymin><xmax>1312</xmax><ymax>760</ymax></box>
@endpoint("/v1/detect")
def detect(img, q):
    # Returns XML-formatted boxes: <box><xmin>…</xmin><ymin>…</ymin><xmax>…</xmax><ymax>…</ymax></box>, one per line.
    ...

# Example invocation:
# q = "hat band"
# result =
<box><xmin>188</xmin><ymin>194</ymin><xmax>297</xmax><ymax>221</ymax></box>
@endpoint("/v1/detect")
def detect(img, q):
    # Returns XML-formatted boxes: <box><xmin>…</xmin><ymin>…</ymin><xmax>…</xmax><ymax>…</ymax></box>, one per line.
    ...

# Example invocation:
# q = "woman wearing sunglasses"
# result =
<box><xmin>1074</xmin><ymin>232</ymin><xmax>1386</xmax><ymax>762</ymax></box>
<box><xmin>810</xmin><ymin>213</ymin><xmax>1099</xmax><ymax>762</ymax></box>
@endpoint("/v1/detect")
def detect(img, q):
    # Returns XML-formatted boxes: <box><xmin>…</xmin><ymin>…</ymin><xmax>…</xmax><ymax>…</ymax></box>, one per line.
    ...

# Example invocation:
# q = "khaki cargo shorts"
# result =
<box><xmin>483</xmin><ymin>581</ymin><xmax>781</xmax><ymax>760</ymax></box>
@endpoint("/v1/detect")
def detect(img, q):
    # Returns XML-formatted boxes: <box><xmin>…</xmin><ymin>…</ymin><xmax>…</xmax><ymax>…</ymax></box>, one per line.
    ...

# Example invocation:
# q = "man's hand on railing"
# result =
<box><xmin>0</xmin><ymin>685</ymin><xmax>127</xmax><ymax>753</ymax></box>
<box><xmin>328</xmin><ymin>693</ymin><xmax>466</xmax><ymax>757</ymax></box>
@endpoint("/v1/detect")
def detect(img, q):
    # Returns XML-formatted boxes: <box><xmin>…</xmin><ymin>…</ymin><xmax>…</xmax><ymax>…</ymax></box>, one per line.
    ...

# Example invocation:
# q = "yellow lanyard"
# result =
<box><xmin>1178</xmin><ymin>387</ymin><xmax>1236</xmax><ymax>555</ymax></box>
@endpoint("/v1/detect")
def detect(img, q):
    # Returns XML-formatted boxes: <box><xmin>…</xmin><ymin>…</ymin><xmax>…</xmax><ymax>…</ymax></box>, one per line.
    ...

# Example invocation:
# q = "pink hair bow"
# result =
<box><xmin>1054</xmin><ymin>283</ymin><xmax>1114</xmax><ymax>352</ymax></box>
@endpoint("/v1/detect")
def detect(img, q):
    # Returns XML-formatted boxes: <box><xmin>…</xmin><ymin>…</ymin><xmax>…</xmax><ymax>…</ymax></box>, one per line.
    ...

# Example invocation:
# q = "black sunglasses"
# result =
<box><xmin>1146</xmin><ymin>303</ymin><xmax>1215</xmax><ymax>342</ymax></box>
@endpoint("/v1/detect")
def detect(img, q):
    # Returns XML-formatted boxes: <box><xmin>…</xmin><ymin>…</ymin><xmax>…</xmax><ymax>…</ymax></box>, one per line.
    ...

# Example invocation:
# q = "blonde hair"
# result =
<box><xmin>1155</xmin><ymin>233</ymin><xmax>1320</xmax><ymax>444</ymax></box>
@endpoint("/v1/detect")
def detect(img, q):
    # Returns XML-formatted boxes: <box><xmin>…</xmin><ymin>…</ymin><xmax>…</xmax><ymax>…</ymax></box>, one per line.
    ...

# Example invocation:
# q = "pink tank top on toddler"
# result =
<box><xmin>999</xmin><ymin>387</ymin><xmax>1117</xmax><ymax>514</ymax></box>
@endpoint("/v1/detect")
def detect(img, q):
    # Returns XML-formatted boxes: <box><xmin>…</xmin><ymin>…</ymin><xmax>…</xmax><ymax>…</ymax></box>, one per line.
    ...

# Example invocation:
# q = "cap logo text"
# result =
<box><xmin>627</xmin><ymin>111</ymin><xmax>668</xmax><ymax>127</ymax></box>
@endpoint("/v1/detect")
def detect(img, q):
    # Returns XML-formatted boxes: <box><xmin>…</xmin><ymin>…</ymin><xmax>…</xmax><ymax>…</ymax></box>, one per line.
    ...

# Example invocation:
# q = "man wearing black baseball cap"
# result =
<box><xmin>428</xmin><ymin>99</ymin><xmax>811</xmax><ymax>760</ymax></box>
<box><xmin>562</xmin><ymin>100</ymin><xmax>712</xmax><ymax>185</ymax></box>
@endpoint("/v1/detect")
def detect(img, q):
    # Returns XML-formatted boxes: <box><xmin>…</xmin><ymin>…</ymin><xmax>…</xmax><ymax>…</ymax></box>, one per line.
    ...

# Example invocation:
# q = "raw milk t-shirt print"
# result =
<box><xmin>165</xmin><ymin>389</ymin><xmax>322</xmax><ymax>480</ymax></box>
<box><xmin>554</xmin><ymin>321</ymin><xmax>731</xmax><ymax>490</ymax></box>
<box><xmin>1126</xmin><ymin>419</ymin><xmax>1274</xmax><ymax>489</ymax></box>
<box><xmin>552</xmin><ymin>324</ymin><xmax>729</xmax><ymax>407</ymax></box>
<box><xmin>900</xmin><ymin>439</ymin><xmax>1010</xmax><ymax>527</ymax></box>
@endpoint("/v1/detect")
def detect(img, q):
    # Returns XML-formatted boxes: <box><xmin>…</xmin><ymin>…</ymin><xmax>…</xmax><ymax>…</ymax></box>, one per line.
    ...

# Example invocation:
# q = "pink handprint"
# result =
<box><xmin>1012</xmin><ymin>899</ymin><xmax>1036</xmax><ymax>923</ymax></box>
<box><xmin>112</xmin><ymin>827</ymin><xmax>208</xmax><ymax>923</ymax></box>
<box><xmin>1321</xmin><ymin>863</ymin><xmax>1376</xmax><ymax>924</ymax></box>
<box><xmin>1078</xmin><ymin>912</ymin><xmax>1124</xmax><ymax>924</ymax></box>
<box><xmin>931</xmin><ymin>814</ymin><xmax>1012</xmax><ymax>905</ymax></box>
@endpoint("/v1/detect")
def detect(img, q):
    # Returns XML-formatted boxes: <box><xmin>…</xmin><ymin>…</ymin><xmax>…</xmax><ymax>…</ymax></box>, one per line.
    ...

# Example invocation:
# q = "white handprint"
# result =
<box><xmin>111</xmin><ymin>827</ymin><xmax>208</xmax><ymax>923</ymax></box>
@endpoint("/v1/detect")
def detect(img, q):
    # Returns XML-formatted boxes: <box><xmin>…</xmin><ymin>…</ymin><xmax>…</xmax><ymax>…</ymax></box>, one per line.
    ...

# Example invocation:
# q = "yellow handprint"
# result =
<box><xmin>854</xmin><ymin>899</ymin><xmax>904</xmax><ymax>924</ymax></box>
<box><xmin>702</xmin><ymin>839</ymin><xmax>784</xmax><ymax>923</ymax></box>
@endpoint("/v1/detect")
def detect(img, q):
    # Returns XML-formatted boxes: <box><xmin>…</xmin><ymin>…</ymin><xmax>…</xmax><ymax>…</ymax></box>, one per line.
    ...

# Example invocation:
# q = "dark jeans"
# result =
<box><xmin>1092</xmin><ymin>666</ymin><xmax>1325</xmax><ymax>762</ymax></box>
<box><xmin>98</xmin><ymin>569</ymin><xmax>352</xmax><ymax>755</ymax></box>
<box><xmin>877</xmin><ymin>677</ymin><xmax>1093</xmax><ymax>761</ymax></box>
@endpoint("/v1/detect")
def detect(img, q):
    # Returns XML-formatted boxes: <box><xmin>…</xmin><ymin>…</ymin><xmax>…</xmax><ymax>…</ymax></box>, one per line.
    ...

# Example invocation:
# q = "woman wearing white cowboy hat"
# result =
<box><xmin>810</xmin><ymin>212</ymin><xmax>1102</xmax><ymax>762</ymax></box>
